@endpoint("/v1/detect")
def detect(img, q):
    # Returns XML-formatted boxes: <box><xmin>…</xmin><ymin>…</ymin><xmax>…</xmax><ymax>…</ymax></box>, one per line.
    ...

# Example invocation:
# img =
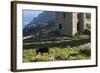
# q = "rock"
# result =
<box><xmin>54</xmin><ymin>56</ymin><xmax>63</xmax><ymax>60</ymax></box>
<box><xmin>68</xmin><ymin>56</ymin><xmax>76</xmax><ymax>60</ymax></box>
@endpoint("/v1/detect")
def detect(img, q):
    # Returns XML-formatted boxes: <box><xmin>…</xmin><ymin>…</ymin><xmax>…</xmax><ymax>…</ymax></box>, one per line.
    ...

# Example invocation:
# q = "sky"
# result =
<box><xmin>23</xmin><ymin>10</ymin><xmax>43</xmax><ymax>27</ymax></box>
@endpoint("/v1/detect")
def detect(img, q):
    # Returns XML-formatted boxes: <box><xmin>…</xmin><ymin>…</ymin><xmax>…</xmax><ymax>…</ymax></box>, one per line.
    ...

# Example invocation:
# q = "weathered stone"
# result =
<box><xmin>55</xmin><ymin>12</ymin><xmax>86</xmax><ymax>36</ymax></box>
<box><xmin>78</xmin><ymin>13</ymin><xmax>86</xmax><ymax>32</ymax></box>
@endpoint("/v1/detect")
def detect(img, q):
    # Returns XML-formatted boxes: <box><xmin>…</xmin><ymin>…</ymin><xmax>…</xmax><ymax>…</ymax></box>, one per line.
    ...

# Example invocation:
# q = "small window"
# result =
<box><xmin>59</xmin><ymin>24</ymin><xmax>62</xmax><ymax>29</ymax></box>
<box><xmin>63</xmin><ymin>13</ymin><xmax>66</xmax><ymax>18</ymax></box>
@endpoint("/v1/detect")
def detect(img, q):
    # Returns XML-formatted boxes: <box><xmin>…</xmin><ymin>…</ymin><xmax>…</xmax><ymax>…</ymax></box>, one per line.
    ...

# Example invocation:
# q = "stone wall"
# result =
<box><xmin>56</xmin><ymin>12</ymin><xmax>73</xmax><ymax>36</ymax></box>
<box><xmin>55</xmin><ymin>12</ymin><xmax>86</xmax><ymax>36</ymax></box>
<box><xmin>72</xmin><ymin>13</ymin><xmax>78</xmax><ymax>36</ymax></box>
<box><xmin>77</xmin><ymin>13</ymin><xmax>86</xmax><ymax>32</ymax></box>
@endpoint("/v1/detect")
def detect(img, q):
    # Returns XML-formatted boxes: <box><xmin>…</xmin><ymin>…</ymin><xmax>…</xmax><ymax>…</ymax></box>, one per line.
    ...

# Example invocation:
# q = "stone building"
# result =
<box><xmin>55</xmin><ymin>12</ymin><xmax>86</xmax><ymax>36</ymax></box>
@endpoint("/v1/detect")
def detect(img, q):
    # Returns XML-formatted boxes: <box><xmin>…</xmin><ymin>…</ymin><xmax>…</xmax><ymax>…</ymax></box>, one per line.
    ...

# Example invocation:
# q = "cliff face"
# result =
<box><xmin>26</xmin><ymin>11</ymin><xmax>56</xmax><ymax>26</ymax></box>
<box><xmin>23</xmin><ymin>11</ymin><xmax>56</xmax><ymax>36</ymax></box>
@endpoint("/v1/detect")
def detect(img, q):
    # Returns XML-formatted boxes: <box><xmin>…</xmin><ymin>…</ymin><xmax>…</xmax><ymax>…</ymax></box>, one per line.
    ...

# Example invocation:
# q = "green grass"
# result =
<box><xmin>23</xmin><ymin>35</ymin><xmax>90</xmax><ymax>49</ymax></box>
<box><xmin>23</xmin><ymin>34</ymin><xmax>91</xmax><ymax>62</ymax></box>
<box><xmin>23</xmin><ymin>44</ymin><xmax>91</xmax><ymax>62</ymax></box>
<box><xmin>23</xmin><ymin>35</ymin><xmax>90</xmax><ymax>43</ymax></box>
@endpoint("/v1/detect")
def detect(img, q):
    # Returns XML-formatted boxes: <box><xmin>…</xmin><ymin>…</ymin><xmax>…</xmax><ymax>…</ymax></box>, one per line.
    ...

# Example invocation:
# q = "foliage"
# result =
<box><xmin>79</xmin><ymin>43</ymin><xmax>91</xmax><ymax>57</ymax></box>
<box><xmin>86</xmin><ymin>19</ymin><xmax>91</xmax><ymax>29</ymax></box>
<box><xmin>82</xmin><ymin>29</ymin><xmax>91</xmax><ymax>35</ymax></box>
<box><xmin>23</xmin><ymin>35</ymin><xmax>90</xmax><ymax>49</ymax></box>
<box><xmin>23</xmin><ymin>43</ymin><xmax>91</xmax><ymax>62</ymax></box>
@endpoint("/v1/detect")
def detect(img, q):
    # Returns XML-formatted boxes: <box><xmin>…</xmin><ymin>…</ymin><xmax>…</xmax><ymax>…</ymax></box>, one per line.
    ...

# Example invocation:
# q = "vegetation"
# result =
<box><xmin>23</xmin><ymin>35</ymin><xmax>90</xmax><ymax>49</ymax></box>
<box><xmin>23</xmin><ymin>13</ymin><xmax>91</xmax><ymax>62</ymax></box>
<box><xmin>86</xmin><ymin>19</ymin><xmax>91</xmax><ymax>29</ymax></box>
<box><xmin>23</xmin><ymin>43</ymin><xmax>91</xmax><ymax>62</ymax></box>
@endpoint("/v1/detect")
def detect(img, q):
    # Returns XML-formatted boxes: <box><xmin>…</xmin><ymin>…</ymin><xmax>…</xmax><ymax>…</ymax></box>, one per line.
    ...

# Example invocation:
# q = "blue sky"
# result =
<box><xmin>23</xmin><ymin>10</ymin><xmax>43</xmax><ymax>27</ymax></box>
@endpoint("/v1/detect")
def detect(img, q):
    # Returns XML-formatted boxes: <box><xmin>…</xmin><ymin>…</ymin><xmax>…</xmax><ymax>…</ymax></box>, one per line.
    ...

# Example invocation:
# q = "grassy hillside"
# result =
<box><xmin>23</xmin><ymin>43</ymin><xmax>91</xmax><ymax>62</ymax></box>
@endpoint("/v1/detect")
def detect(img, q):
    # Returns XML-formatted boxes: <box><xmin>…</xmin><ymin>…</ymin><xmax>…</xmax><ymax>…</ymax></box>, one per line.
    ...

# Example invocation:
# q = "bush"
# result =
<box><xmin>79</xmin><ymin>43</ymin><xmax>91</xmax><ymax>57</ymax></box>
<box><xmin>83</xmin><ymin>29</ymin><xmax>91</xmax><ymax>35</ymax></box>
<box><xmin>75</xmin><ymin>32</ymin><xmax>83</xmax><ymax>36</ymax></box>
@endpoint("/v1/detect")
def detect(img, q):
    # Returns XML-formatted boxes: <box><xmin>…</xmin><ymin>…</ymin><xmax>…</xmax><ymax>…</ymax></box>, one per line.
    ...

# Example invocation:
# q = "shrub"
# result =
<box><xmin>79</xmin><ymin>43</ymin><xmax>91</xmax><ymax>57</ymax></box>
<box><xmin>83</xmin><ymin>29</ymin><xmax>91</xmax><ymax>35</ymax></box>
<box><xmin>75</xmin><ymin>32</ymin><xmax>83</xmax><ymax>36</ymax></box>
